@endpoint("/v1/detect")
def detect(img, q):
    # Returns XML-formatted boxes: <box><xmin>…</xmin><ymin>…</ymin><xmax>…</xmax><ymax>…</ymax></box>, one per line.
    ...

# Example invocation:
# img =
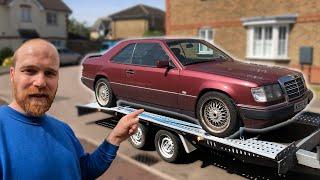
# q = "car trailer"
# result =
<box><xmin>77</xmin><ymin>102</ymin><xmax>320</xmax><ymax>175</ymax></box>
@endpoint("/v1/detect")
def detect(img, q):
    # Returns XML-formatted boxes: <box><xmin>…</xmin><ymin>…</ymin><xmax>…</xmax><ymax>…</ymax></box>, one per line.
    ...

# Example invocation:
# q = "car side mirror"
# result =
<box><xmin>156</xmin><ymin>60</ymin><xmax>170</xmax><ymax>68</ymax></box>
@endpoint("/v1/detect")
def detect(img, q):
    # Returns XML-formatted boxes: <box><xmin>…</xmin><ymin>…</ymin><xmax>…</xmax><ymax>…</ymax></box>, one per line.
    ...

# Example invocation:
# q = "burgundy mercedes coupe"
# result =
<box><xmin>81</xmin><ymin>38</ymin><xmax>313</xmax><ymax>137</ymax></box>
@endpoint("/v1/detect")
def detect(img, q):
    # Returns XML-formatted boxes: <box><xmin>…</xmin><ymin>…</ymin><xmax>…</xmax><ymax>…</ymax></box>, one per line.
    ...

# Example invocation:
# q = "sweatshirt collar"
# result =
<box><xmin>3</xmin><ymin>105</ymin><xmax>46</xmax><ymax>125</ymax></box>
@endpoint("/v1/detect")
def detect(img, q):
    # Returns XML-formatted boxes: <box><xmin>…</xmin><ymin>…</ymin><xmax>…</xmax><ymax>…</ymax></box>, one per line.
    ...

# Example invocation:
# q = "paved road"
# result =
<box><xmin>1</xmin><ymin>65</ymin><xmax>319</xmax><ymax>180</ymax></box>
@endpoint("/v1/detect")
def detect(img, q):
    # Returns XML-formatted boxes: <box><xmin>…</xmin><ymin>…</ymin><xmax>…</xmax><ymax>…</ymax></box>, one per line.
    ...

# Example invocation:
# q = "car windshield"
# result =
<box><xmin>166</xmin><ymin>40</ymin><xmax>232</xmax><ymax>66</ymax></box>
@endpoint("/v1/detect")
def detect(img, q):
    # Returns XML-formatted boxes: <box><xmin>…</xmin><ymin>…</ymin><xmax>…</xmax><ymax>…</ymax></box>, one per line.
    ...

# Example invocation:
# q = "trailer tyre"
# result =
<box><xmin>155</xmin><ymin>130</ymin><xmax>185</xmax><ymax>163</ymax></box>
<box><xmin>197</xmin><ymin>91</ymin><xmax>238</xmax><ymax>137</ymax></box>
<box><xmin>129</xmin><ymin>123</ymin><xmax>153</xmax><ymax>149</ymax></box>
<box><xmin>95</xmin><ymin>78</ymin><xmax>115</xmax><ymax>107</ymax></box>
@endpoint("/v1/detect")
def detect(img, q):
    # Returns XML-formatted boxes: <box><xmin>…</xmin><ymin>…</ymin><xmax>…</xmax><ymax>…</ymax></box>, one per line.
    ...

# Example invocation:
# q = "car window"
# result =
<box><xmin>64</xmin><ymin>49</ymin><xmax>71</xmax><ymax>53</ymax></box>
<box><xmin>59</xmin><ymin>49</ymin><xmax>69</xmax><ymax>54</ymax></box>
<box><xmin>167</xmin><ymin>40</ymin><xmax>231</xmax><ymax>66</ymax></box>
<box><xmin>131</xmin><ymin>43</ymin><xmax>169</xmax><ymax>67</ymax></box>
<box><xmin>112</xmin><ymin>44</ymin><xmax>135</xmax><ymax>64</ymax></box>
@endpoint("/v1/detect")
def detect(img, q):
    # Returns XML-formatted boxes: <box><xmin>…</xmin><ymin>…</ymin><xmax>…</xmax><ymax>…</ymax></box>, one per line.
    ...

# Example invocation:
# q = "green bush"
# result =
<box><xmin>2</xmin><ymin>56</ymin><xmax>13</xmax><ymax>67</ymax></box>
<box><xmin>0</xmin><ymin>47</ymin><xmax>13</xmax><ymax>65</ymax></box>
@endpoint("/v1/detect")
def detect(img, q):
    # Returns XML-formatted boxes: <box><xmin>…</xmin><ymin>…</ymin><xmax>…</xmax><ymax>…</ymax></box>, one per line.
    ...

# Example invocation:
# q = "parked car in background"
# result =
<box><xmin>57</xmin><ymin>48</ymin><xmax>82</xmax><ymax>65</ymax></box>
<box><xmin>81</xmin><ymin>38</ymin><xmax>313</xmax><ymax>137</ymax></box>
<box><xmin>100</xmin><ymin>40</ymin><xmax>119</xmax><ymax>53</ymax></box>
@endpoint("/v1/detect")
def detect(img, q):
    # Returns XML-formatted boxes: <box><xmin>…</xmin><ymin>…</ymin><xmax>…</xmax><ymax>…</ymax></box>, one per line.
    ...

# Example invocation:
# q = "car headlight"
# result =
<box><xmin>251</xmin><ymin>84</ymin><xmax>284</xmax><ymax>102</ymax></box>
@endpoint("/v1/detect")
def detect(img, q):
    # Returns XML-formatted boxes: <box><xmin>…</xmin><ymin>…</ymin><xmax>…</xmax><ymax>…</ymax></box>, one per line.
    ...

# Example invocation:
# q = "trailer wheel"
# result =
<box><xmin>129</xmin><ymin>123</ymin><xmax>153</xmax><ymax>149</ymax></box>
<box><xmin>95</xmin><ymin>78</ymin><xmax>115</xmax><ymax>107</ymax></box>
<box><xmin>155</xmin><ymin>130</ymin><xmax>185</xmax><ymax>163</ymax></box>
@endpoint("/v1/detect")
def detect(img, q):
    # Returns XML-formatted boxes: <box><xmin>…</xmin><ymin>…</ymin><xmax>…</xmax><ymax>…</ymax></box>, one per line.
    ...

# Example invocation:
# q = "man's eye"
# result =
<box><xmin>45</xmin><ymin>71</ymin><xmax>56</xmax><ymax>77</ymax></box>
<box><xmin>23</xmin><ymin>69</ymin><xmax>37</xmax><ymax>75</ymax></box>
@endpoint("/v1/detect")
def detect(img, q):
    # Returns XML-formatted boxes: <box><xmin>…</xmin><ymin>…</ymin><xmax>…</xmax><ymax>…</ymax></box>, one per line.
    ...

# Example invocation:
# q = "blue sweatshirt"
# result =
<box><xmin>0</xmin><ymin>105</ymin><xmax>118</xmax><ymax>180</ymax></box>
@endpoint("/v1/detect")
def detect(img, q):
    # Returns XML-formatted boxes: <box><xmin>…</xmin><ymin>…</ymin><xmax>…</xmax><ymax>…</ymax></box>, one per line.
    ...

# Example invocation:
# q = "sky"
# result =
<box><xmin>63</xmin><ymin>0</ymin><xmax>165</xmax><ymax>27</ymax></box>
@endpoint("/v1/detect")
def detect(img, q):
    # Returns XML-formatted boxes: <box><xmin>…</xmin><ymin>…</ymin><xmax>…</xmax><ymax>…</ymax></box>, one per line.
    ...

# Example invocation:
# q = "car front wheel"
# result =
<box><xmin>95</xmin><ymin>78</ymin><xmax>115</xmax><ymax>107</ymax></box>
<box><xmin>196</xmin><ymin>92</ymin><xmax>238</xmax><ymax>137</ymax></box>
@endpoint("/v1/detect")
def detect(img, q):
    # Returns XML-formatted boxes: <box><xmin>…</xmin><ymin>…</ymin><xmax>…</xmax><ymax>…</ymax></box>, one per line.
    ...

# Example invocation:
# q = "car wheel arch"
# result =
<box><xmin>195</xmin><ymin>88</ymin><xmax>240</xmax><ymax>118</ymax></box>
<box><xmin>94</xmin><ymin>74</ymin><xmax>110</xmax><ymax>89</ymax></box>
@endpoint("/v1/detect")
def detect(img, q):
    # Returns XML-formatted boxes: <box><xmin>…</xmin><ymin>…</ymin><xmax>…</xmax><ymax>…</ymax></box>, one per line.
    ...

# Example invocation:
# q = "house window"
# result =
<box><xmin>47</xmin><ymin>12</ymin><xmax>58</xmax><ymax>25</ymax></box>
<box><xmin>278</xmin><ymin>26</ymin><xmax>287</xmax><ymax>56</ymax></box>
<box><xmin>21</xmin><ymin>5</ymin><xmax>31</xmax><ymax>22</ymax></box>
<box><xmin>242</xmin><ymin>14</ymin><xmax>296</xmax><ymax>60</ymax></box>
<box><xmin>248</xmin><ymin>25</ymin><xmax>289</xmax><ymax>59</ymax></box>
<box><xmin>198</xmin><ymin>28</ymin><xmax>213</xmax><ymax>53</ymax></box>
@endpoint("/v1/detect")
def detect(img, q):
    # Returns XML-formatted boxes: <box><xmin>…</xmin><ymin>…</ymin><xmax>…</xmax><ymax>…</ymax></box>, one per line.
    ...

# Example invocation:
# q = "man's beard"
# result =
<box><xmin>13</xmin><ymin>83</ymin><xmax>56</xmax><ymax>117</ymax></box>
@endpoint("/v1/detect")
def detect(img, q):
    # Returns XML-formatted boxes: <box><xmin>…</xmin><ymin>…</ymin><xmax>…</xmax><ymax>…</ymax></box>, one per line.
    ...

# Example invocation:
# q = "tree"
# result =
<box><xmin>68</xmin><ymin>17</ymin><xmax>90</xmax><ymax>39</ymax></box>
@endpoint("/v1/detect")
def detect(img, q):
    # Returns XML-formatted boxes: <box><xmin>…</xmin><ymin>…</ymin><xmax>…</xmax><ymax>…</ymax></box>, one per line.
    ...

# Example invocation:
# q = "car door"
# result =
<box><xmin>108</xmin><ymin>43</ymin><xmax>136</xmax><ymax>99</ymax></box>
<box><xmin>124</xmin><ymin>42</ymin><xmax>180</xmax><ymax>109</ymax></box>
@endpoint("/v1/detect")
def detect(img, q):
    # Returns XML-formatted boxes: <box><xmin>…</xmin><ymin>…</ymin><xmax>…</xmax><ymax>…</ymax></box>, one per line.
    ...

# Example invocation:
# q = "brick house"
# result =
<box><xmin>106</xmin><ymin>4</ymin><xmax>165</xmax><ymax>40</ymax></box>
<box><xmin>166</xmin><ymin>0</ymin><xmax>320</xmax><ymax>84</ymax></box>
<box><xmin>0</xmin><ymin>0</ymin><xmax>71</xmax><ymax>50</ymax></box>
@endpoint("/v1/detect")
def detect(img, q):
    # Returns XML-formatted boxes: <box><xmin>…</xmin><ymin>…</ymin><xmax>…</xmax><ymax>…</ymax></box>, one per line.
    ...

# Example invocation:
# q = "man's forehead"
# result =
<box><xmin>15</xmin><ymin>43</ymin><xmax>59</xmax><ymax>69</ymax></box>
<box><xmin>17</xmin><ymin>54</ymin><xmax>59</xmax><ymax>71</ymax></box>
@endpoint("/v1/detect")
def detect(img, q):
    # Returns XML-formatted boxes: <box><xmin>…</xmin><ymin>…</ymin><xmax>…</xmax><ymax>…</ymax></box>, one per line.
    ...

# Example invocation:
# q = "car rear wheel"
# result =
<box><xmin>197</xmin><ymin>92</ymin><xmax>238</xmax><ymax>137</ymax></box>
<box><xmin>95</xmin><ymin>78</ymin><xmax>115</xmax><ymax>107</ymax></box>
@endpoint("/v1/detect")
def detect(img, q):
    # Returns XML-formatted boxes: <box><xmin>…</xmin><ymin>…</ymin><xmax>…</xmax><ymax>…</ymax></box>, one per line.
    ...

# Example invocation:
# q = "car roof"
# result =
<box><xmin>120</xmin><ymin>37</ymin><xmax>204</xmax><ymax>43</ymax></box>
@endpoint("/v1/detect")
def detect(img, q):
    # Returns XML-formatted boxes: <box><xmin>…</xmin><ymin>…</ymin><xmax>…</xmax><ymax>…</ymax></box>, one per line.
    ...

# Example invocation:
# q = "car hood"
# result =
<box><xmin>184</xmin><ymin>60</ymin><xmax>297</xmax><ymax>84</ymax></box>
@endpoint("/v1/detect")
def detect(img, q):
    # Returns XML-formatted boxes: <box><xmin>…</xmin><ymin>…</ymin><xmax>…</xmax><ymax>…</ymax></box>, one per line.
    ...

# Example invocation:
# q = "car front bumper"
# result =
<box><xmin>238</xmin><ymin>90</ymin><xmax>314</xmax><ymax>127</ymax></box>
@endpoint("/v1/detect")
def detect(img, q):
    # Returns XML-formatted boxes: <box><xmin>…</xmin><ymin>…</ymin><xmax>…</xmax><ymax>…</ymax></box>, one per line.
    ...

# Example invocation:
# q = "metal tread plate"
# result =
<box><xmin>294</xmin><ymin>111</ymin><xmax>320</xmax><ymax>127</ymax></box>
<box><xmin>82</xmin><ymin>103</ymin><xmax>291</xmax><ymax>160</ymax></box>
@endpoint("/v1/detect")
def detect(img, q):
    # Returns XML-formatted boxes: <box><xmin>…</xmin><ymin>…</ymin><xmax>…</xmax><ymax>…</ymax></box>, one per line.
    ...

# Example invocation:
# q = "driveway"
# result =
<box><xmin>0</xmin><ymin>66</ymin><xmax>319</xmax><ymax>180</ymax></box>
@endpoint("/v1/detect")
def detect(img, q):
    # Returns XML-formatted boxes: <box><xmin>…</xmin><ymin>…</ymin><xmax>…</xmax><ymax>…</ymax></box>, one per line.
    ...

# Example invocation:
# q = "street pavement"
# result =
<box><xmin>1</xmin><ymin>65</ymin><xmax>319</xmax><ymax>180</ymax></box>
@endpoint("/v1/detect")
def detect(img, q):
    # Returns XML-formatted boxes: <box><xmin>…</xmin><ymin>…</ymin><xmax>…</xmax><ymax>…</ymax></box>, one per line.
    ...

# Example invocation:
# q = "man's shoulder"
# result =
<box><xmin>0</xmin><ymin>105</ymin><xmax>7</xmax><ymax>112</ymax></box>
<box><xmin>0</xmin><ymin>105</ymin><xmax>9</xmax><ymax>121</ymax></box>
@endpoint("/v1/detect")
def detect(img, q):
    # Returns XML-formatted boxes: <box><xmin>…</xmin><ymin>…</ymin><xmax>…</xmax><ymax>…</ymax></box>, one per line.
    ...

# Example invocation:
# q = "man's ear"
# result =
<box><xmin>9</xmin><ymin>67</ymin><xmax>14</xmax><ymax>82</ymax></box>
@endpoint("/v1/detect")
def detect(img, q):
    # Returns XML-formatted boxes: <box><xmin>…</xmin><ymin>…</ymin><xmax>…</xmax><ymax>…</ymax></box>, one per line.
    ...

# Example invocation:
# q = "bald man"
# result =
<box><xmin>0</xmin><ymin>39</ymin><xmax>143</xmax><ymax>179</ymax></box>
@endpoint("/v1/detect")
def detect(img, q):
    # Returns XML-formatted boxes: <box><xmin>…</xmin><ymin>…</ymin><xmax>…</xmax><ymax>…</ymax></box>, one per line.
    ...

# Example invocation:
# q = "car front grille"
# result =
<box><xmin>282</xmin><ymin>75</ymin><xmax>306</xmax><ymax>101</ymax></box>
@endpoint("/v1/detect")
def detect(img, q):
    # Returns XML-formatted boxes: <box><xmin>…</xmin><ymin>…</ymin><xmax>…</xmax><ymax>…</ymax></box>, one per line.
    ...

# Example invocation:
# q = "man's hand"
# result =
<box><xmin>106</xmin><ymin>109</ymin><xmax>144</xmax><ymax>146</ymax></box>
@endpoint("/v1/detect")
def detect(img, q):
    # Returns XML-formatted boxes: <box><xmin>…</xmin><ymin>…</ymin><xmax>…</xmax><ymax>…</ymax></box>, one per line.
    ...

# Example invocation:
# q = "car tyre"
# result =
<box><xmin>155</xmin><ymin>130</ymin><xmax>185</xmax><ymax>163</ymax></box>
<box><xmin>196</xmin><ymin>91</ymin><xmax>238</xmax><ymax>137</ymax></box>
<box><xmin>95</xmin><ymin>78</ymin><xmax>115</xmax><ymax>107</ymax></box>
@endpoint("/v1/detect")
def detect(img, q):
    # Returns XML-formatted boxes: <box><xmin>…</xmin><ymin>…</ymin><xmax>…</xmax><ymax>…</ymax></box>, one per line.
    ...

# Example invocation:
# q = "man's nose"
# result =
<box><xmin>33</xmin><ymin>73</ymin><xmax>47</xmax><ymax>88</ymax></box>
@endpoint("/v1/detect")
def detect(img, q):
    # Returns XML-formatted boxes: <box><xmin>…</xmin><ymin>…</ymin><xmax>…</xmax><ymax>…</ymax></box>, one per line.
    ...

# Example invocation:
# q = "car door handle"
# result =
<box><xmin>126</xmin><ymin>69</ymin><xmax>135</xmax><ymax>74</ymax></box>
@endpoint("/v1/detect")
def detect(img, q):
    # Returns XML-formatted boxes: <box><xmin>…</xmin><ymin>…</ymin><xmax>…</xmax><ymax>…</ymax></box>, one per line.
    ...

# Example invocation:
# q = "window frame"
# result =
<box><xmin>46</xmin><ymin>11</ymin><xmax>58</xmax><ymax>26</ymax></box>
<box><xmin>246</xmin><ymin>24</ymin><xmax>290</xmax><ymax>60</ymax></box>
<box><xmin>131</xmin><ymin>43</ymin><xmax>172</xmax><ymax>68</ymax></box>
<box><xmin>20</xmin><ymin>5</ymin><xmax>31</xmax><ymax>22</ymax></box>
<box><xmin>111</xmin><ymin>43</ymin><xmax>136</xmax><ymax>64</ymax></box>
<box><xmin>198</xmin><ymin>27</ymin><xmax>214</xmax><ymax>54</ymax></box>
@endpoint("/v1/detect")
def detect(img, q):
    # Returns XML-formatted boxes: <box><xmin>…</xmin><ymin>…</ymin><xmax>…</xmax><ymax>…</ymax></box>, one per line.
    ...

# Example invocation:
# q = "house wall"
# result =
<box><xmin>0</xmin><ymin>5</ymin><xmax>10</xmax><ymax>36</ymax></box>
<box><xmin>112</xmin><ymin>19</ymin><xmax>148</xmax><ymax>39</ymax></box>
<box><xmin>0</xmin><ymin>0</ymin><xmax>67</xmax><ymax>50</ymax></box>
<box><xmin>166</xmin><ymin>0</ymin><xmax>320</xmax><ymax>83</ymax></box>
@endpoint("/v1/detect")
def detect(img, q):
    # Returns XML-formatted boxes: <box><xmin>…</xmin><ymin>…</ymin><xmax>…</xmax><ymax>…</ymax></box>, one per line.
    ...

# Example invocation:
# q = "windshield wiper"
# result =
<box><xmin>184</xmin><ymin>60</ymin><xmax>212</xmax><ymax>66</ymax></box>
